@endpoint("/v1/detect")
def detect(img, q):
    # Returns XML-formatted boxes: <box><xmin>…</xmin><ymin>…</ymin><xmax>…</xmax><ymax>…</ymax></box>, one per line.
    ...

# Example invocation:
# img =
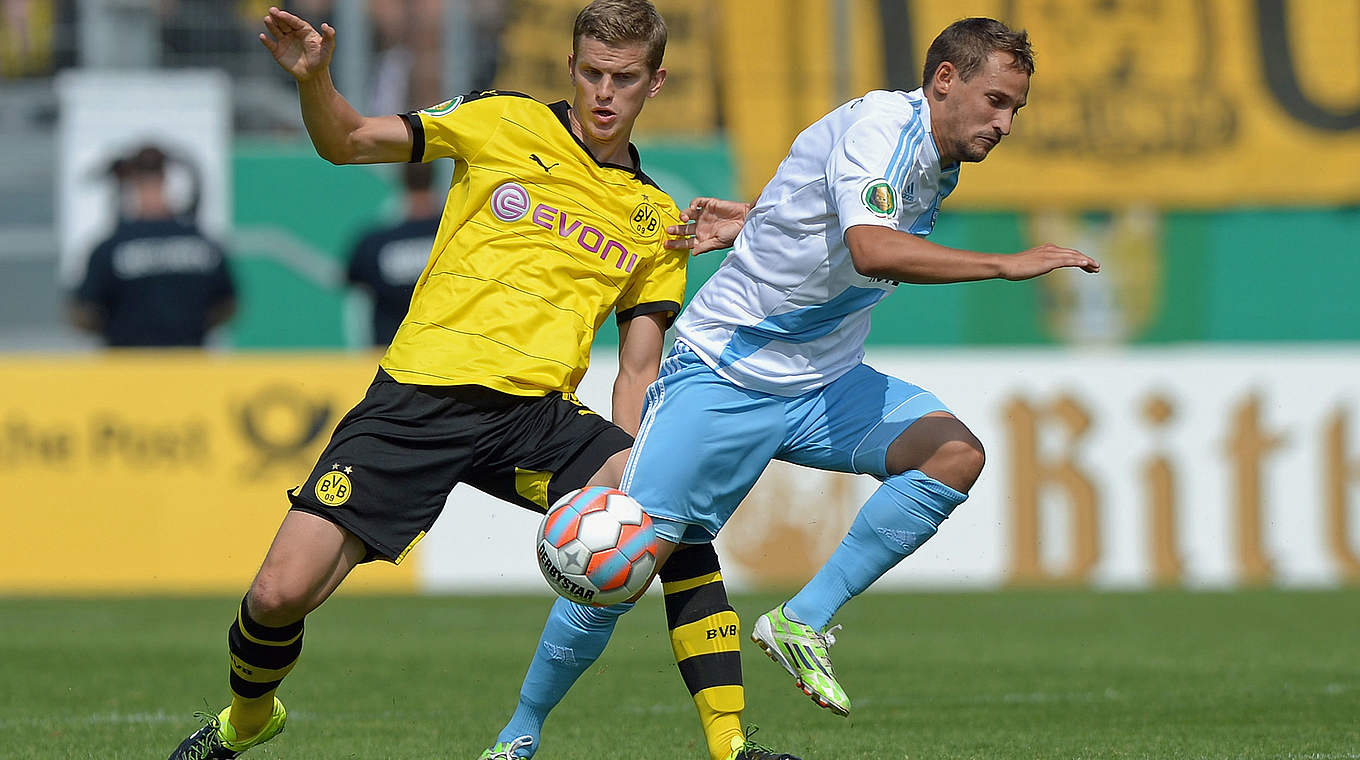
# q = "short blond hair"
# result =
<box><xmin>573</xmin><ymin>0</ymin><xmax>667</xmax><ymax>72</ymax></box>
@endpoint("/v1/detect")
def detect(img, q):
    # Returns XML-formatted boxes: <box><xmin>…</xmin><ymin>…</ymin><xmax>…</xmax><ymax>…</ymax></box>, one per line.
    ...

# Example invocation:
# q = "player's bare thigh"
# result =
<box><xmin>248</xmin><ymin>511</ymin><xmax>368</xmax><ymax>626</ymax></box>
<box><xmin>884</xmin><ymin>411</ymin><xmax>986</xmax><ymax>492</ymax></box>
<box><xmin>585</xmin><ymin>446</ymin><xmax>631</xmax><ymax>489</ymax></box>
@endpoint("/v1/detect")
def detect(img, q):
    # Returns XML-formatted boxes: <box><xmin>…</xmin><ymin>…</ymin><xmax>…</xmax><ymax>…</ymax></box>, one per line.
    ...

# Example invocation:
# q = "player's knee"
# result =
<box><xmin>928</xmin><ymin>436</ymin><xmax>985</xmax><ymax>493</ymax></box>
<box><xmin>246</xmin><ymin>575</ymin><xmax>311</xmax><ymax>626</ymax></box>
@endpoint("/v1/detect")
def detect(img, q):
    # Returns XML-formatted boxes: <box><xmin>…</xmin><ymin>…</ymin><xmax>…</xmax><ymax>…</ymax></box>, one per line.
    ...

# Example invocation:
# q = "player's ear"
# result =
<box><xmin>933</xmin><ymin>61</ymin><xmax>956</xmax><ymax>95</ymax></box>
<box><xmin>567</xmin><ymin>53</ymin><xmax>576</xmax><ymax>85</ymax></box>
<box><xmin>647</xmin><ymin>66</ymin><xmax>667</xmax><ymax>98</ymax></box>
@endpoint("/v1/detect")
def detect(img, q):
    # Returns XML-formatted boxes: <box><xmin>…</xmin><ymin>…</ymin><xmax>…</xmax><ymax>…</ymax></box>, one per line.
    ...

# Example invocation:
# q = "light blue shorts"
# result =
<box><xmin>621</xmin><ymin>345</ymin><xmax>950</xmax><ymax>544</ymax></box>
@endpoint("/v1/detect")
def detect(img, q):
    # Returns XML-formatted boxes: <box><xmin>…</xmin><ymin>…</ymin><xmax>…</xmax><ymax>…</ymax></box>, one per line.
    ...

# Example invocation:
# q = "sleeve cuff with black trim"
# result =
<box><xmin>616</xmin><ymin>300</ymin><xmax>682</xmax><ymax>328</ymax></box>
<box><xmin>400</xmin><ymin>112</ymin><xmax>425</xmax><ymax>163</ymax></box>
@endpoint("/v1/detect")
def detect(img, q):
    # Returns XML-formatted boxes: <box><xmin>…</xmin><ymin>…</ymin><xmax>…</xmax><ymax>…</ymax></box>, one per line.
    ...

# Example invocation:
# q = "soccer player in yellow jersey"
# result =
<box><xmin>165</xmin><ymin>3</ymin><xmax>796</xmax><ymax>760</ymax></box>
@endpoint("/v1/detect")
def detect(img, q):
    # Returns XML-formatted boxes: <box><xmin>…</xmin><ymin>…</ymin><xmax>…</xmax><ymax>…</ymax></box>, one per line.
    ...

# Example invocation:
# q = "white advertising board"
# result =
<box><xmin>417</xmin><ymin>346</ymin><xmax>1360</xmax><ymax>594</ymax></box>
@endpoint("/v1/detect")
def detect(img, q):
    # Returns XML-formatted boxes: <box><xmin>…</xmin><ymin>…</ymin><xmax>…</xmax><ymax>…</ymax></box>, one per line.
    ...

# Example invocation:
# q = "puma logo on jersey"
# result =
<box><xmin>530</xmin><ymin>154</ymin><xmax>559</xmax><ymax>173</ymax></box>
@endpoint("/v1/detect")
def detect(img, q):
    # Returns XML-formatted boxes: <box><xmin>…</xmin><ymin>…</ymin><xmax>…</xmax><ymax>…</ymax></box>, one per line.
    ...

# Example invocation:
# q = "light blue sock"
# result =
<box><xmin>497</xmin><ymin>597</ymin><xmax>634</xmax><ymax>757</ymax></box>
<box><xmin>785</xmin><ymin>470</ymin><xmax>966</xmax><ymax>630</ymax></box>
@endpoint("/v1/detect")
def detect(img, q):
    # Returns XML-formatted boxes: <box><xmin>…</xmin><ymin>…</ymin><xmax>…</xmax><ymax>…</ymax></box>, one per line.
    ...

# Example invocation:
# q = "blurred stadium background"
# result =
<box><xmin>1</xmin><ymin>1</ymin><xmax>1358</xmax><ymax>757</ymax></box>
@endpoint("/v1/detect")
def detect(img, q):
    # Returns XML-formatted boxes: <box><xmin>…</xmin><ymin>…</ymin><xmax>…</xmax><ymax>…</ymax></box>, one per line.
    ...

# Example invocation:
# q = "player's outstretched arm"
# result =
<box><xmin>845</xmin><ymin>224</ymin><xmax>1100</xmax><ymax>284</ymax></box>
<box><xmin>664</xmin><ymin>197</ymin><xmax>752</xmax><ymax>255</ymax></box>
<box><xmin>259</xmin><ymin>6</ymin><xmax>410</xmax><ymax>165</ymax></box>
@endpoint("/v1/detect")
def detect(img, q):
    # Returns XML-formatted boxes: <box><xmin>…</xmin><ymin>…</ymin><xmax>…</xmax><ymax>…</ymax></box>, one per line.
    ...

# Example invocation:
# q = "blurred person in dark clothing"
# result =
<box><xmin>69</xmin><ymin>145</ymin><xmax>237</xmax><ymax>347</ymax></box>
<box><xmin>345</xmin><ymin>162</ymin><xmax>440</xmax><ymax>347</ymax></box>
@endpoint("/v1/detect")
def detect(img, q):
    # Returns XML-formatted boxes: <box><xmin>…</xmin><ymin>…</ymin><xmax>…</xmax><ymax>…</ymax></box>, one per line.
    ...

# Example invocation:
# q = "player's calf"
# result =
<box><xmin>660</xmin><ymin>543</ymin><xmax>746</xmax><ymax>760</ymax></box>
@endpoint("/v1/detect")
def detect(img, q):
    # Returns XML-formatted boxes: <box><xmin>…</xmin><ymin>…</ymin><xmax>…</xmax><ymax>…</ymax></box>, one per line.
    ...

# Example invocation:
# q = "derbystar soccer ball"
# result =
<box><xmin>537</xmin><ymin>487</ymin><xmax>658</xmax><ymax>606</ymax></box>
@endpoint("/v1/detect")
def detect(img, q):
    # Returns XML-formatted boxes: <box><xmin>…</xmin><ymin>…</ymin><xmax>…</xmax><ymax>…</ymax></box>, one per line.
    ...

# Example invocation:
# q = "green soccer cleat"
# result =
<box><xmin>751</xmin><ymin>604</ymin><xmax>851</xmax><ymax>717</ymax></box>
<box><xmin>477</xmin><ymin>735</ymin><xmax>534</xmax><ymax>759</ymax></box>
<box><xmin>723</xmin><ymin>725</ymin><xmax>802</xmax><ymax>760</ymax></box>
<box><xmin>166</xmin><ymin>698</ymin><xmax>287</xmax><ymax>760</ymax></box>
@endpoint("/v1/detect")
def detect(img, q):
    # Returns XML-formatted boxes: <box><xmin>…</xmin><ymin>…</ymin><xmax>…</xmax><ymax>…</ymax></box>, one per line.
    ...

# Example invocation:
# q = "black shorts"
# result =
<box><xmin>287</xmin><ymin>369</ymin><xmax>633</xmax><ymax>563</ymax></box>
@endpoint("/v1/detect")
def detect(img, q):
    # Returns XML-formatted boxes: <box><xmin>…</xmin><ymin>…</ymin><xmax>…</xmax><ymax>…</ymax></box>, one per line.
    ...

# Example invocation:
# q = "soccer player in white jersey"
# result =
<box><xmin>489</xmin><ymin>16</ymin><xmax>1099</xmax><ymax>748</ymax></box>
<box><xmin>661</xmin><ymin>17</ymin><xmax>1096</xmax><ymax>718</ymax></box>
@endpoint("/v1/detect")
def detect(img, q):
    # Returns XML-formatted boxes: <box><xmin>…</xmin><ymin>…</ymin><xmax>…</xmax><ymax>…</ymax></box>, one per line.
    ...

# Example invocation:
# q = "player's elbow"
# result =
<box><xmin>314</xmin><ymin>132</ymin><xmax>367</xmax><ymax>165</ymax></box>
<box><xmin>315</xmin><ymin>143</ymin><xmax>356</xmax><ymax>165</ymax></box>
<box><xmin>850</xmin><ymin>252</ymin><xmax>893</xmax><ymax>280</ymax></box>
<box><xmin>845</xmin><ymin>225</ymin><xmax>895</xmax><ymax>279</ymax></box>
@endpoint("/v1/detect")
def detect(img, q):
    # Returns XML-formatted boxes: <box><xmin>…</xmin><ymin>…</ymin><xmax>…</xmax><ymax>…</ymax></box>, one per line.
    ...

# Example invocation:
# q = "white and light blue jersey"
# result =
<box><xmin>675</xmin><ymin>88</ymin><xmax>958</xmax><ymax>395</ymax></box>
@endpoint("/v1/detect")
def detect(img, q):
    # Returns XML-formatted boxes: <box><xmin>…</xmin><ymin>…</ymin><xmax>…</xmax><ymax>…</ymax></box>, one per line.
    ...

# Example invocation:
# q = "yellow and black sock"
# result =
<box><xmin>661</xmin><ymin>543</ymin><xmax>745</xmax><ymax>760</ymax></box>
<box><xmin>226</xmin><ymin>596</ymin><xmax>303</xmax><ymax>738</ymax></box>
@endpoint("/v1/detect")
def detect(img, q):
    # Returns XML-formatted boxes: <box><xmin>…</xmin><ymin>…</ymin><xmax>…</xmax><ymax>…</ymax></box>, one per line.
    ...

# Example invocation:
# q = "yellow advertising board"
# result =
<box><xmin>718</xmin><ymin>0</ymin><xmax>1360</xmax><ymax>207</ymax></box>
<box><xmin>0</xmin><ymin>354</ymin><xmax>415</xmax><ymax>594</ymax></box>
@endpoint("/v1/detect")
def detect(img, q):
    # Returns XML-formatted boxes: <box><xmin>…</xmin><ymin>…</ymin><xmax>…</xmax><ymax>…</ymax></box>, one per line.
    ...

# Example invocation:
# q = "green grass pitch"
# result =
<box><xmin>2</xmin><ymin>589</ymin><xmax>1356</xmax><ymax>759</ymax></box>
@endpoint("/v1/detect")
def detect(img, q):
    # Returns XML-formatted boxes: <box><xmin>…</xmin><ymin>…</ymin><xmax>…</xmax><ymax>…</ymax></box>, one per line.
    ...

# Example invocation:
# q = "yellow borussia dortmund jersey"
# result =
<box><xmin>380</xmin><ymin>91</ymin><xmax>687</xmax><ymax>396</ymax></box>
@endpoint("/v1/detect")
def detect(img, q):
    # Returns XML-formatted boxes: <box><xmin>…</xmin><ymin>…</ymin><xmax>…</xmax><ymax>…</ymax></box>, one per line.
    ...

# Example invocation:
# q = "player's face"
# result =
<box><xmin>569</xmin><ymin>37</ymin><xmax>666</xmax><ymax>152</ymax></box>
<box><xmin>931</xmin><ymin>51</ymin><xmax>1030</xmax><ymax>164</ymax></box>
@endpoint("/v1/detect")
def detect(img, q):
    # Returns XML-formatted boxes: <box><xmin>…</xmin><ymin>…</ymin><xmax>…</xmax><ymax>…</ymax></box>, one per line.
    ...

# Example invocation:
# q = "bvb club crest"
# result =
<box><xmin>630</xmin><ymin>202</ymin><xmax>660</xmax><ymax>239</ymax></box>
<box><xmin>315</xmin><ymin>464</ymin><xmax>353</xmax><ymax>506</ymax></box>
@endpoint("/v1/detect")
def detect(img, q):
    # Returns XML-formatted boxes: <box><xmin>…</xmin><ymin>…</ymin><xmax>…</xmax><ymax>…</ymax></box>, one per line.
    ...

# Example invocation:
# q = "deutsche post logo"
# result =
<box><xmin>236</xmin><ymin>384</ymin><xmax>333</xmax><ymax>478</ymax></box>
<box><xmin>315</xmin><ymin>465</ymin><xmax>352</xmax><ymax>506</ymax></box>
<box><xmin>629</xmin><ymin>202</ymin><xmax>660</xmax><ymax>239</ymax></box>
<box><xmin>862</xmin><ymin>180</ymin><xmax>897</xmax><ymax>217</ymax></box>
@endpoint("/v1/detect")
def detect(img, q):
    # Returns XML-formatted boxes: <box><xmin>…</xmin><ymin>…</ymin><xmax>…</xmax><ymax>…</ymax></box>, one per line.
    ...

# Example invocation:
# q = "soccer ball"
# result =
<box><xmin>537</xmin><ymin>487</ymin><xmax>658</xmax><ymax>606</ymax></box>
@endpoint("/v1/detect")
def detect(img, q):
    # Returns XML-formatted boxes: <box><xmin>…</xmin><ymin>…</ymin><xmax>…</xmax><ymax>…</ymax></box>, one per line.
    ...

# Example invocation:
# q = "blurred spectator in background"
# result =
<box><xmin>69</xmin><ymin>145</ymin><xmax>237</xmax><ymax>347</ymax></box>
<box><xmin>159</xmin><ymin>0</ymin><xmax>251</xmax><ymax>65</ymax></box>
<box><xmin>345</xmin><ymin>162</ymin><xmax>440</xmax><ymax>347</ymax></box>
<box><xmin>367</xmin><ymin>0</ymin><xmax>442</xmax><ymax>113</ymax></box>
<box><xmin>367</xmin><ymin>0</ymin><xmax>505</xmax><ymax>113</ymax></box>
<box><xmin>0</xmin><ymin>0</ymin><xmax>56</xmax><ymax>77</ymax></box>
<box><xmin>461</xmin><ymin>0</ymin><xmax>506</xmax><ymax>92</ymax></box>
<box><xmin>160</xmin><ymin>2</ymin><xmax>336</xmax><ymax>77</ymax></box>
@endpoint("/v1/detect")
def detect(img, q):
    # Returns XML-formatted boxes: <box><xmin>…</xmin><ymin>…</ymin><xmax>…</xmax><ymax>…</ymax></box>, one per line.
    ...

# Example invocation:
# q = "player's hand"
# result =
<box><xmin>259</xmin><ymin>6</ymin><xmax>336</xmax><ymax>81</ymax></box>
<box><xmin>1000</xmin><ymin>243</ymin><xmax>1100</xmax><ymax>280</ymax></box>
<box><xmin>664</xmin><ymin>197</ymin><xmax>751</xmax><ymax>256</ymax></box>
